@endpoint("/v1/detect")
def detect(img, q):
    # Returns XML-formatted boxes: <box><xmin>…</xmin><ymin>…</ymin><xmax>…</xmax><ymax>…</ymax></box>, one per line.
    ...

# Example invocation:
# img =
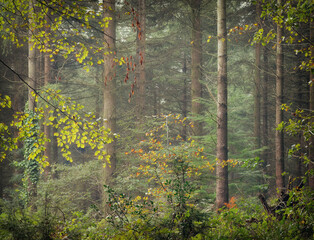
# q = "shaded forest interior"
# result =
<box><xmin>0</xmin><ymin>0</ymin><xmax>313</xmax><ymax>239</ymax></box>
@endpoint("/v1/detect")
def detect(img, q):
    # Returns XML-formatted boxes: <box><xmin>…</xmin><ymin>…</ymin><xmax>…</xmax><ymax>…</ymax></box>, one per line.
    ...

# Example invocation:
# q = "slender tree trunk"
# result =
<box><xmin>27</xmin><ymin>0</ymin><xmax>37</xmax><ymax>209</ymax></box>
<box><xmin>275</xmin><ymin>0</ymin><xmax>285</xmax><ymax>192</ymax></box>
<box><xmin>254</xmin><ymin>44</ymin><xmax>261</xmax><ymax>148</ymax></box>
<box><xmin>216</xmin><ymin>0</ymin><xmax>228</xmax><ymax>210</ymax></box>
<box><xmin>102</xmin><ymin>0</ymin><xmax>116</xmax><ymax>214</ymax></box>
<box><xmin>182</xmin><ymin>54</ymin><xmax>187</xmax><ymax>141</ymax></box>
<box><xmin>309</xmin><ymin>19</ymin><xmax>314</xmax><ymax>190</ymax></box>
<box><xmin>254</xmin><ymin>0</ymin><xmax>261</xmax><ymax>151</ymax></box>
<box><xmin>36</xmin><ymin>50</ymin><xmax>42</xmax><ymax>88</ymax></box>
<box><xmin>51</xmin><ymin>110</ymin><xmax>58</xmax><ymax>177</ymax></box>
<box><xmin>44</xmin><ymin>13</ymin><xmax>51</xmax><ymax>88</ymax></box>
<box><xmin>136</xmin><ymin>0</ymin><xmax>146</xmax><ymax>138</ymax></box>
<box><xmin>191</xmin><ymin>0</ymin><xmax>202</xmax><ymax>136</ymax></box>
<box><xmin>43</xmin><ymin>66</ymin><xmax>51</xmax><ymax>175</ymax></box>
<box><xmin>44</xmin><ymin>12</ymin><xmax>52</xmax><ymax>176</ymax></box>
<box><xmin>51</xmin><ymin>59</ymin><xmax>58</xmax><ymax>175</ymax></box>
<box><xmin>28</xmin><ymin>1</ymin><xmax>36</xmax><ymax>112</ymax></box>
<box><xmin>262</xmin><ymin>46</ymin><xmax>269</xmax><ymax>172</ymax></box>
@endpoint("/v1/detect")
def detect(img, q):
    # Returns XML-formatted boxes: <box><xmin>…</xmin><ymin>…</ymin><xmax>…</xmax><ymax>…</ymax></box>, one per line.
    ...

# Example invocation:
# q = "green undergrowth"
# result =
<box><xmin>0</xmin><ymin>187</ymin><xmax>313</xmax><ymax>240</ymax></box>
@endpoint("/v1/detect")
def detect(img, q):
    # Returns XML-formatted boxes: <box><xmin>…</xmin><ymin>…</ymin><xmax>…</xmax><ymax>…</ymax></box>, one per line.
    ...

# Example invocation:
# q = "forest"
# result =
<box><xmin>0</xmin><ymin>0</ymin><xmax>313</xmax><ymax>239</ymax></box>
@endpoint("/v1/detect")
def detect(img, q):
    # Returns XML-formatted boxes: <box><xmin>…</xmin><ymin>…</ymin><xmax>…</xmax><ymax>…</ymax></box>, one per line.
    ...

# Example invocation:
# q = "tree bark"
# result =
<box><xmin>191</xmin><ymin>0</ymin><xmax>202</xmax><ymax>136</ymax></box>
<box><xmin>102</xmin><ymin>0</ymin><xmax>116</xmax><ymax>214</ymax></box>
<box><xmin>181</xmin><ymin>54</ymin><xmax>188</xmax><ymax>141</ymax></box>
<box><xmin>275</xmin><ymin>0</ymin><xmax>285</xmax><ymax>192</ymax></box>
<box><xmin>136</xmin><ymin>0</ymin><xmax>146</xmax><ymax>139</ymax></box>
<box><xmin>27</xmin><ymin>0</ymin><xmax>38</xmax><ymax>209</ymax></box>
<box><xmin>44</xmin><ymin>11</ymin><xmax>52</xmax><ymax>176</ymax></box>
<box><xmin>216</xmin><ymin>0</ymin><xmax>228</xmax><ymax>210</ymax></box>
<box><xmin>262</xmin><ymin>46</ymin><xmax>269</xmax><ymax>172</ymax></box>
<box><xmin>309</xmin><ymin>18</ymin><xmax>314</xmax><ymax>190</ymax></box>
<box><xmin>254</xmin><ymin>1</ymin><xmax>261</xmax><ymax>151</ymax></box>
<box><xmin>28</xmin><ymin>0</ymin><xmax>36</xmax><ymax>112</ymax></box>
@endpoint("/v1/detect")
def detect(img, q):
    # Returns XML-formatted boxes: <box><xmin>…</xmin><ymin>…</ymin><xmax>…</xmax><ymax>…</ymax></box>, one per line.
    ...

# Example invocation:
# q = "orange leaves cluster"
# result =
<box><xmin>224</xmin><ymin>196</ymin><xmax>237</xmax><ymax>209</ymax></box>
<box><xmin>228</xmin><ymin>23</ymin><xmax>258</xmax><ymax>36</ymax></box>
<box><xmin>123</xmin><ymin>114</ymin><xmax>209</xmax><ymax>200</ymax></box>
<box><xmin>125</xmin><ymin>148</ymin><xmax>143</xmax><ymax>155</ymax></box>
<box><xmin>123</xmin><ymin>114</ymin><xmax>249</xmax><ymax>211</ymax></box>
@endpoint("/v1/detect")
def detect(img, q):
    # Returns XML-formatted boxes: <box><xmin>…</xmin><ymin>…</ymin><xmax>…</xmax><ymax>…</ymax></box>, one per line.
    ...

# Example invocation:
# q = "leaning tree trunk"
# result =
<box><xmin>275</xmin><ymin>0</ymin><xmax>285</xmax><ymax>192</ymax></box>
<box><xmin>216</xmin><ymin>0</ymin><xmax>228</xmax><ymax>210</ymax></box>
<box><xmin>102</xmin><ymin>0</ymin><xmax>116</xmax><ymax>214</ymax></box>
<box><xmin>191</xmin><ymin>0</ymin><xmax>202</xmax><ymax>136</ymax></box>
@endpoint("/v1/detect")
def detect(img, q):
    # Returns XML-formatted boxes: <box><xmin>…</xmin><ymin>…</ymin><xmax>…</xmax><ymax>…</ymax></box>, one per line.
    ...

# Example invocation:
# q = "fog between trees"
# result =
<box><xmin>0</xmin><ymin>0</ymin><xmax>313</xmax><ymax>239</ymax></box>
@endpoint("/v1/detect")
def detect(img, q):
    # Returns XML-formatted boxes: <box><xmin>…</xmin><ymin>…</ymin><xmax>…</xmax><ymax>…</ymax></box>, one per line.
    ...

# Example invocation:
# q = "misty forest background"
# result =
<box><xmin>0</xmin><ymin>0</ymin><xmax>313</xmax><ymax>239</ymax></box>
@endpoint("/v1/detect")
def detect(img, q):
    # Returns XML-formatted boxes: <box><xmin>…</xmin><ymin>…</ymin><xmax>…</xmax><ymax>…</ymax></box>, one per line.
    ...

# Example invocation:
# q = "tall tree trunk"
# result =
<box><xmin>254</xmin><ymin>0</ymin><xmax>261</xmax><ymax>151</ymax></box>
<box><xmin>216</xmin><ymin>0</ymin><xmax>228</xmax><ymax>210</ymax></box>
<box><xmin>181</xmin><ymin>54</ymin><xmax>187</xmax><ymax>141</ymax></box>
<box><xmin>309</xmin><ymin>19</ymin><xmax>314</xmax><ymax>190</ymax></box>
<box><xmin>36</xmin><ymin>50</ymin><xmax>42</xmax><ymax>88</ymax></box>
<box><xmin>44</xmin><ymin>12</ymin><xmax>52</xmax><ymax>176</ymax></box>
<box><xmin>28</xmin><ymin>1</ymin><xmax>36</xmax><ymax>112</ymax></box>
<box><xmin>102</xmin><ymin>0</ymin><xmax>116</xmax><ymax>214</ymax></box>
<box><xmin>136</xmin><ymin>0</ymin><xmax>146</xmax><ymax>138</ymax></box>
<box><xmin>262</xmin><ymin>46</ymin><xmax>269</xmax><ymax>173</ymax></box>
<box><xmin>275</xmin><ymin>0</ymin><xmax>285</xmax><ymax>192</ymax></box>
<box><xmin>51</xmin><ymin>110</ymin><xmax>58</xmax><ymax>177</ymax></box>
<box><xmin>51</xmin><ymin>59</ymin><xmax>58</xmax><ymax>176</ymax></box>
<box><xmin>191</xmin><ymin>0</ymin><xmax>202</xmax><ymax>136</ymax></box>
<box><xmin>27</xmin><ymin>0</ymin><xmax>37</xmax><ymax>209</ymax></box>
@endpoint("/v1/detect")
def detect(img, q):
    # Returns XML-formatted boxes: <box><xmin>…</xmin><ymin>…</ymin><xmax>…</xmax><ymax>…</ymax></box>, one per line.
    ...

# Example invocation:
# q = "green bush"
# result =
<box><xmin>0</xmin><ymin>199</ymin><xmax>56</xmax><ymax>240</ymax></box>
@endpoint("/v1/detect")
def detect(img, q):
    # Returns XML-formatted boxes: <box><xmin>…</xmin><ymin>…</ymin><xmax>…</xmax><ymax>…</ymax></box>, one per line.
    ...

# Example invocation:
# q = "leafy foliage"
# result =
<box><xmin>0</xmin><ymin>90</ymin><xmax>114</xmax><ymax>170</ymax></box>
<box><xmin>0</xmin><ymin>1</ymin><xmax>313</xmax><ymax>239</ymax></box>
<box><xmin>277</xmin><ymin>104</ymin><xmax>313</xmax><ymax>185</ymax></box>
<box><xmin>0</xmin><ymin>94</ymin><xmax>14</xmax><ymax>161</ymax></box>
<box><xmin>0</xmin><ymin>197</ymin><xmax>59</xmax><ymax>240</ymax></box>
<box><xmin>254</xmin><ymin>0</ymin><xmax>313</xmax><ymax>70</ymax></box>
<box><xmin>0</xmin><ymin>0</ymin><xmax>105</xmax><ymax>66</ymax></box>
